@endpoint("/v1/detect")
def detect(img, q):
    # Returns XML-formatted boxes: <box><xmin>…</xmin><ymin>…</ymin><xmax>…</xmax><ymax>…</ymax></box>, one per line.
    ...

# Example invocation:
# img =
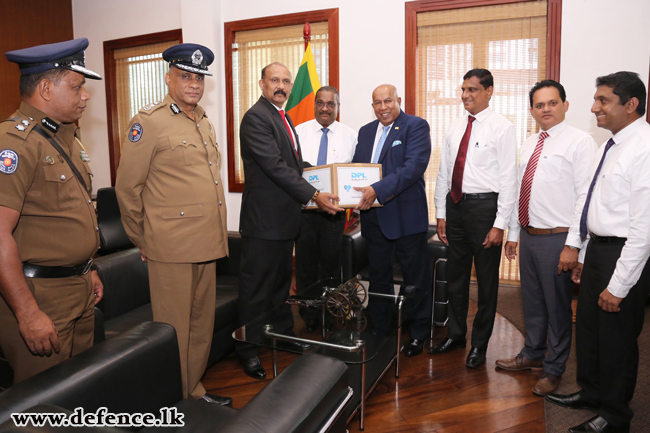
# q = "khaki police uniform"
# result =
<box><xmin>116</xmin><ymin>93</ymin><xmax>227</xmax><ymax>399</ymax></box>
<box><xmin>0</xmin><ymin>102</ymin><xmax>99</xmax><ymax>383</ymax></box>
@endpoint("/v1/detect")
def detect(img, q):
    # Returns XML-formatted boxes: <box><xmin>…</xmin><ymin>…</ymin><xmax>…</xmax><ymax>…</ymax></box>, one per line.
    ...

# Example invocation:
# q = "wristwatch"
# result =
<box><xmin>568</xmin><ymin>245</ymin><xmax>579</xmax><ymax>251</ymax></box>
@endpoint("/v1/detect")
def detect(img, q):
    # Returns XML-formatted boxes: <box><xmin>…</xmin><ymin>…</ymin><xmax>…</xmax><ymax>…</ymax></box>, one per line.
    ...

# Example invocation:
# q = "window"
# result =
<box><xmin>224</xmin><ymin>9</ymin><xmax>339</xmax><ymax>192</ymax></box>
<box><xmin>406</xmin><ymin>0</ymin><xmax>562</xmax><ymax>283</ymax></box>
<box><xmin>104</xmin><ymin>30</ymin><xmax>182</xmax><ymax>185</ymax></box>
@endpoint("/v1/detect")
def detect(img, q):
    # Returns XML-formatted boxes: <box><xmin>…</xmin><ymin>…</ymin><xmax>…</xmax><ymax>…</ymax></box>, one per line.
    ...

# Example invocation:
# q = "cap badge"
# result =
<box><xmin>191</xmin><ymin>50</ymin><xmax>203</xmax><ymax>66</ymax></box>
<box><xmin>0</xmin><ymin>149</ymin><xmax>19</xmax><ymax>174</ymax></box>
<box><xmin>129</xmin><ymin>123</ymin><xmax>143</xmax><ymax>142</ymax></box>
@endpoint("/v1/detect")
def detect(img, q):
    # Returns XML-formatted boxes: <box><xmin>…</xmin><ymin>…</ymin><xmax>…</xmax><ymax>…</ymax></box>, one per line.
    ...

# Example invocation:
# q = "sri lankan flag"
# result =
<box><xmin>285</xmin><ymin>42</ymin><xmax>321</xmax><ymax>126</ymax></box>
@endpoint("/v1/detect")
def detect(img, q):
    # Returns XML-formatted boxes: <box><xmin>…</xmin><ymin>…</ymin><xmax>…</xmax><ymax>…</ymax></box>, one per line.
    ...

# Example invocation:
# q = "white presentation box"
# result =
<box><xmin>302</xmin><ymin>163</ymin><xmax>382</xmax><ymax>209</ymax></box>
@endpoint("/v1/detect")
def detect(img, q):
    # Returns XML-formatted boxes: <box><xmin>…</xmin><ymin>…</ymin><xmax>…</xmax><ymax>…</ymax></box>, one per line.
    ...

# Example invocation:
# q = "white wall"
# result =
<box><xmin>73</xmin><ymin>0</ymin><xmax>650</xmax><ymax>231</ymax></box>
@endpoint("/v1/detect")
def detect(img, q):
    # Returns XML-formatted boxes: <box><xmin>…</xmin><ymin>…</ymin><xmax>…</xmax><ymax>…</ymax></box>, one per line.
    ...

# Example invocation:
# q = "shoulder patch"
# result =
<box><xmin>129</xmin><ymin>123</ymin><xmax>143</xmax><ymax>142</ymax></box>
<box><xmin>0</xmin><ymin>149</ymin><xmax>19</xmax><ymax>174</ymax></box>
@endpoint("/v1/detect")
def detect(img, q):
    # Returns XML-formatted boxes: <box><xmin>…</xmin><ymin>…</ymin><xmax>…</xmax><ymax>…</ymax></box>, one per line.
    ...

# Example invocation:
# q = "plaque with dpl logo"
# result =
<box><xmin>302</xmin><ymin>163</ymin><xmax>382</xmax><ymax>209</ymax></box>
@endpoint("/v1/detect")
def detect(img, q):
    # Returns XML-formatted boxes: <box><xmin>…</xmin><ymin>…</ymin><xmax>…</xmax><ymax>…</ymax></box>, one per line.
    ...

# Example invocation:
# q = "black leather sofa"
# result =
<box><xmin>0</xmin><ymin>322</ymin><xmax>352</xmax><ymax>433</ymax></box>
<box><xmin>94</xmin><ymin>233</ymin><xmax>242</xmax><ymax>366</ymax></box>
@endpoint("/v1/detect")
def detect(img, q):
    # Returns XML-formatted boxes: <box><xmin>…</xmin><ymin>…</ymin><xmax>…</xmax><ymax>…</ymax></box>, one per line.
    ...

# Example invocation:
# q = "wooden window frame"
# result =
<box><xmin>103</xmin><ymin>29</ymin><xmax>183</xmax><ymax>186</ymax></box>
<box><xmin>404</xmin><ymin>0</ymin><xmax>562</xmax><ymax>115</ymax></box>
<box><xmin>224</xmin><ymin>9</ymin><xmax>340</xmax><ymax>193</ymax></box>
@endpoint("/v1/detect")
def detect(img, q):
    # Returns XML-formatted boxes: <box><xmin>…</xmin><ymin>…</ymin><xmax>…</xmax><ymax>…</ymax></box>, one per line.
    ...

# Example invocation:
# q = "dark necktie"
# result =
<box><xmin>450</xmin><ymin>115</ymin><xmax>476</xmax><ymax>203</ymax></box>
<box><xmin>579</xmin><ymin>138</ymin><xmax>616</xmax><ymax>239</ymax></box>
<box><xmin>317</xmin><ymin>127</ymin><xmax>329</xmax><ymax>166</ymax></box>
<box><xmin>518</xmin><ymin>132</ymin><xmax>549</xmax><ymax>228</ymax></box>
<box><xmin>279</xmin><ymin>109</ymin><xmax>299</xmax><ymax>158</ymax></box>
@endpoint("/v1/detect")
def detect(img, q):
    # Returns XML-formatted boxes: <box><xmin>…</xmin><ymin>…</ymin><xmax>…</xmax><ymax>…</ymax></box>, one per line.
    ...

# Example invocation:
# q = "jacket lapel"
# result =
<box><xmin>261</xmin><ymin>97</ymin><xmax>300</xmax><ymax>165</ymax></box>
<box><xmin>284</xmin><ymin>113</ymin><xmax>302</xmax><ymax>164</ymax></box>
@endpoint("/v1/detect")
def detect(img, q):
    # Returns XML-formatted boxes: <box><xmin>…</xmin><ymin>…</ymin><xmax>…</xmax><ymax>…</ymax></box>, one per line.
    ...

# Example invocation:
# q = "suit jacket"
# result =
<box><xmin>116</xmin><ymin>94</ymin><xmax>228</xmax><ymax>263</ymax></box>
<box><xmin>239</xmin><ymin>96</ymin><xmax>316</xmax><ymax>240</ymax></box>
<box><xmin>353</xmin><ymin>110</ymin><xmax>431</xmax><ymax>240</ymax></box>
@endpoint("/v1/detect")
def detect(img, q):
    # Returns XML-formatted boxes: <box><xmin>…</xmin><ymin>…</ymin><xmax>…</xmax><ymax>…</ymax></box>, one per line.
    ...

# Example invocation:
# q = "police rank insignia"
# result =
<box><xmin>41</xmin><ymin>117</ymin><xmax>59</xmax><ymax>133</ymax></box>
<box><xmin>0</xmin><ymin>149</ymin><xmax>19</xmax><ymax>174</ymax></box>
<box><xmin>129</xmin><ymin>123</ymin><xmax>143</xmax><ymax>142</ymax></box>
<box><xmin>15</xmin><ymin>124</ymin><xmax>25</xmax><ymax>132</ymax></box>
<box><xmin>170</xmin><ymin>104</ymin><xmax>181</xmax><ymax>114</ymax></box>
<box><xmin>21</xmin><ymin>120</ymin><xmax>30</xmax><ymax>126</ymax></box>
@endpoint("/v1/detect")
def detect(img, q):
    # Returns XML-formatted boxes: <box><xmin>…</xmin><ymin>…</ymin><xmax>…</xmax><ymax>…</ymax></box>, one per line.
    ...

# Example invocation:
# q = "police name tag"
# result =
<box><xmin>302</xmin><ymin>163</ymin><xmax>382</xmax><ymax>209</ymax></box>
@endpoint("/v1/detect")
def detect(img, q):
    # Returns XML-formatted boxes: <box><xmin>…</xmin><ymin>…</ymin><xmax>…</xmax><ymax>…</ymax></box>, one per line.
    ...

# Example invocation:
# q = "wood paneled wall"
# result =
<box><xmin>0</xmin><ymin>0</ymin><xmax>73</xmax><ymax>120</ymax></box>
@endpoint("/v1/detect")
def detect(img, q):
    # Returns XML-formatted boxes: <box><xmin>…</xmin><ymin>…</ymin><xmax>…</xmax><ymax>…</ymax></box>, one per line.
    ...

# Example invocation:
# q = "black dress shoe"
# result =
<box><xmin>404</xmin><ymin>339</ymin><xmax>425</xmax><ymax>357</ymax></box>
<box><xmin>428</xmin><ymin>337</ymin><xmax>467</xmax><ymax>355</ymax></box>
<box><xmin>240</xmin><ymin>356</ymin><xmax>266</xmax><ymax>379</ymax></box>
<box><xmin>466</xmin><ymin>347</ymin><xmax>486</xmax><ymax>368</ymax></box>
<box><xmin>569</xmin><ymin>415</ymin><xmax>630</xmax><ymax>433</ymax></box>
<box><xmin>545</xmin><ymin>392</ymin><xmax>599</xmax><ymax>410</ymax></box>
<box><xmin>200</xmin><ymin>393</ymin><xmax>233</xmax><ymax>407</ymax></box>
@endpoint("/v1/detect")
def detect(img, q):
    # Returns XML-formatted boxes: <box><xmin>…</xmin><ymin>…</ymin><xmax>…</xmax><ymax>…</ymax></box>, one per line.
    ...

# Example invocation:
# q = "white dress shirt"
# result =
<box><xmin>369</xmin><ymin>121</ymin><xmax>395</xmax><ymax>162</ymax></box>
<box><xmin>434</xmin><ymin>107</ymin><xmax>518</xmax><ymax>229</ymax></box>
<box><xmin>295</xmin><ymin>119</ymin><xmax>357</xmax><ymax>165</ymax></box>
<box><xmin>507</xmin><ymin>121</ymin><xmax>597</xmax><ymax>248</ymax></box>
<box><xmin>583</xmin><ymin>117</ymin><xmax>650</xmax><ymax>298</ymax></box>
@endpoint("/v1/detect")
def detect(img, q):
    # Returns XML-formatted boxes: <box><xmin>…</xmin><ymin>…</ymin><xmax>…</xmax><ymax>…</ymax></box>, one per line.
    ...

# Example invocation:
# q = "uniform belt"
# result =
<box><xmin>23</xmin><ymin>259</ymin><xmax>94</xmax><ymax>279</ymax></box>
<box><xmin>524</xmin><ymin>226</ymin><xmax>569</xmax><ymax>235</ymax></box>
<box><xmin>459</xmin><ymin>192</ymin><xmax>498</xmax><ymax>200</ymax></box>
<box><xmin>589</xmin><ymin>233</ymin><xmax>627</xmax><ymax>245</ymax></box>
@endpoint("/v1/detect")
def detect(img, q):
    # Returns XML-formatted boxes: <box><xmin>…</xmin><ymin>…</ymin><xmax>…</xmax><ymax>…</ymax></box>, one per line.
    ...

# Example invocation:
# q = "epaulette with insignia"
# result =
<box><xmin>139</xmin><ymin>101</ymin><xmax>165</xmax><ymax>115</ymax></box>
<box><xmin>3</xmin><ymin>115</ymin><xmax>37</xmax><ymax>140</ymax></box>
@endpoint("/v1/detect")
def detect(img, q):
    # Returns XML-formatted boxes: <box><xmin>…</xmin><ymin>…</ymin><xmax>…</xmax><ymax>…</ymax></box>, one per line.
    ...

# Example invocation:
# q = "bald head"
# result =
<box><xmin>372</xmin><ymin>84</ymin><xmax>402</xmax><ymax>126</ymax></box>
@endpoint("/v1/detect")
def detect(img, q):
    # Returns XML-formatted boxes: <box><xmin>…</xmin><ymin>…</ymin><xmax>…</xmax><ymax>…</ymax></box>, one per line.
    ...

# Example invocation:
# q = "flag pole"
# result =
<box><xmin>303</xmin><ymin>22</ymin><xmax>311</xmax><ymax>50</ymax></box>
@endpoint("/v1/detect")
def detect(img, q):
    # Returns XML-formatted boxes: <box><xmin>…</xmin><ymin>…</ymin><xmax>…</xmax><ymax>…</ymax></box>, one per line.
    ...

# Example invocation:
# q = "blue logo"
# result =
<box><xmin>344</xmin><ymin>185</ymin><xmax>352</xmax><ymax>192</ymax></box>
<box><xmin>351</xmin><ymin>173</ymin><xmax>367</xmax><ymax>179</ymax></box>
<box><xmin>0</xmin><ymin>149</ymin><xmax>19</xmax><ymax>174</ymax></box>
<box><xmin>129</xmin><ymin>123</ymin><xmax>143</xmax><ymax>142</ymax></box>
<box><xmin>309</xmin><ymin>175</ymin><xmax>319</xmax><ymax>182</ymax></box>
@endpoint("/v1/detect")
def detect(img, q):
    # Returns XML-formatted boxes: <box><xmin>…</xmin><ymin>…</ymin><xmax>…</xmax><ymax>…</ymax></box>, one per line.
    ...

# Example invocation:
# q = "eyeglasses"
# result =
<box><xmin>315</xmin><ymin>101</ymin><xmax>338</xmax><ymax>109</ymax></box>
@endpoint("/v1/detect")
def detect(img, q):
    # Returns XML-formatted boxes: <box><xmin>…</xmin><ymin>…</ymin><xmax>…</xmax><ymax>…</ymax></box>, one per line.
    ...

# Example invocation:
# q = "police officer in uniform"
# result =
<box><xmin>0</xmin><ymin>38</ymin><xmax>103</xmax><ymax>383</ymax></box>
<box><xmin>115</xmin><ymin>43</ymin><xmax>231</xmax><ymax>405</ymax></box>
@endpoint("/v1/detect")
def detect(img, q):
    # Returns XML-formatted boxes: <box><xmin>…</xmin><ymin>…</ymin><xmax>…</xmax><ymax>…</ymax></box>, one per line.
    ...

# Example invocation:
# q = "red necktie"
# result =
<box><xmin>279</xmin><ymin>109</ymin><xmax>299</xmax><ymax>158</ymax></box>
<box><xmin>518</xmin><ymin>131</ymin><xmax>549</xmax><ymax>228</ymax></box>
<box><xmin>450</xmin><ymin>115</ymin><xmax>476</xmax><ymax>203</ymax></box>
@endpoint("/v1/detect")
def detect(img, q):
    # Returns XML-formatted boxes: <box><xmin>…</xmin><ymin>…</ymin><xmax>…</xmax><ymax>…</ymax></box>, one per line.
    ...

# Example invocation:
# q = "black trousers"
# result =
<box><xmin>295</xmin><ymin>210</ymin><xmax>346</xmax><ymax>291</ymax></box>
<box><xmin>362</xmin><ymin>208</ymin><xmax>431</xmax><ymax>340</ymax></box>
<box><xmin>576</xmin><ymin>240</ymin><xmax>650</xmax><ymax>426</ymax></box>
<box><xmin>236</xmin><ymin>236</ymin><xmax>295</xmax><ymax>360</ymax></box>
<box><xmin>445</xmin><ymin>193</ymin><xmax>502</xmax><ymax>350</ymax></box>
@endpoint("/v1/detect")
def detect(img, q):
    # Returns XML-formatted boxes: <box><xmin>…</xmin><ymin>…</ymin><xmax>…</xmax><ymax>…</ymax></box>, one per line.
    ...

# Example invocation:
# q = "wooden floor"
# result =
<box><xmin>202</xmin><ymin>301</ymin><xmax>545</xmax><ymax>433</ymax></box>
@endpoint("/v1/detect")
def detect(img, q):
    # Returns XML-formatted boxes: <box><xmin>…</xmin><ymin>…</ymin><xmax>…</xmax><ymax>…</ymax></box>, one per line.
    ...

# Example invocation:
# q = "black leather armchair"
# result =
<box><xmin>0</xmin><ymin>322</ymin><xmax>352</xmax><ymax>433</ymax></box>
<box><xmin>96</xmin><ymin>187</ymin><xmax>134</xmax><ymax>255</ymax></box>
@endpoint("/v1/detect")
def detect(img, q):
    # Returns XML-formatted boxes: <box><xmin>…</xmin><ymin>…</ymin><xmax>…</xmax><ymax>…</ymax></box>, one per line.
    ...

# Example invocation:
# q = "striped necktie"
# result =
<box><xmin>518</xmin><ymin>131</ymin><xmax>549</xmax><ymax>228</ymax></box>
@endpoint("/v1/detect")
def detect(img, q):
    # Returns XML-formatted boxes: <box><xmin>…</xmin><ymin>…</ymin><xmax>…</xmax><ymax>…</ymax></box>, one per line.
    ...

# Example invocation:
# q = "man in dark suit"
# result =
<box><xmin>237</xmin><ymin>62</ymin><xmax>342</xmax><ymax>378</ymax></box>
<box><xmin>352</xmin><ymin>84</ymin><xmax>432</xmax><ymax>357</ymax></box>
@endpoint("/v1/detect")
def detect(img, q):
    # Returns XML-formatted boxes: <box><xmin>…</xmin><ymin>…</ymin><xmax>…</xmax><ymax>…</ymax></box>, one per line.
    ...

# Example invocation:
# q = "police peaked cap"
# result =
<box><xmin>5</xmin><ymin>38</ymin><xmax>101</xmax><ymax>80</ymax></box>
<box><xmin>163</xmin><ymin>43</ymin><xmax>214</xmax><ymax>76</ymax></box>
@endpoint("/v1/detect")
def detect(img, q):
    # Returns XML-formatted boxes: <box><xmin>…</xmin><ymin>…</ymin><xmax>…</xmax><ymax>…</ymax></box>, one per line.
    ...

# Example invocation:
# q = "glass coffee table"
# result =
<box><xmin>233</xmin><ymin>276</ymin><xmax>423</xmax><ymax>431</ymax></box>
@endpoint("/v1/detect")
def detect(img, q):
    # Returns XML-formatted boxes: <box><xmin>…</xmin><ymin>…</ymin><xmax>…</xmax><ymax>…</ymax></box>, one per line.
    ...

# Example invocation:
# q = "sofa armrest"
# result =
<box><xmin>0</xmin><ymin>322</ymin><xmax>182</xmax><ymax>425</ymax></box>
<box><xmin>221</xmin><ymin>354</ymin><xmax>350</xmax><ymax>433</ymax></box>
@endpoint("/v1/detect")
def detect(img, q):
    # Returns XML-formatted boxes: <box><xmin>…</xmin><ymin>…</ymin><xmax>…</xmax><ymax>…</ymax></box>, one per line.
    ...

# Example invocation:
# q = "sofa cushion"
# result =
<box><xmin>104</xmin><ymin>304</ymin><xmax>153</xmax><ymax>340</ymax></box>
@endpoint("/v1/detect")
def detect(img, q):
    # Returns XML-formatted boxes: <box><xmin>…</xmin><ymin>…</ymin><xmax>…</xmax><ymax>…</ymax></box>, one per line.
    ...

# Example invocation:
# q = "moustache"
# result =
<box><xmin>274</xmin><ymin>90</ymin><xmax>286</xmax><ymax>97</ymax></box>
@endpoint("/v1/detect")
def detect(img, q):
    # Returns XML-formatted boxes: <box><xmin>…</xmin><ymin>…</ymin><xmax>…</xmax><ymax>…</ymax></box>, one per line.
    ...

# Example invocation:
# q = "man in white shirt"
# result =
<box><xmin>496</xmin><ymin>80</ymin><xmax>597</xmax><ymax>396</ymax></box>
<box><xmin>295</xmin><ymin>86</ymin><xmax>357</xmax><ymax>296</ymax></box>
<box><xmin>546</xmin><ymin>72</ymin><xmax>650</xmax><ymax>433</ymax></box>
<box><xmin>431</xmin><ymin>69</ymin><xmax>517</xmax><ymax>368</ymax></box>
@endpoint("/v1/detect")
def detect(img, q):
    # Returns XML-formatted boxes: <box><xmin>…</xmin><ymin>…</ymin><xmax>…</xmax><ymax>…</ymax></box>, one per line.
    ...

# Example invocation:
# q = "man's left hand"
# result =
<box><xmin>598</xmin><ymin>288</ymin><xmax>623</xmax><ymax>313</ymax></box>
<box><xmin>91</xmin><ymin>270</ymin><xmax>104</xmax><ymax>305</ymax></box>
<box><xmin>558</xmin><ymin>246</ymin><xmax>579</xmax><ymax>274</ymax></box>
<box><xmin>354</xmin><ymin>186</ymin><xmax>378</xmax><ymax>211</ymax></box>
<box><xmin>315</xmin><ymin>192</ymin><xmax>344</xmax><ymax>215</ymax></box>
<box><xmin>483</xmin><ymin>228</ymin><xmax>504</xmax><ymax>249</ymax></box>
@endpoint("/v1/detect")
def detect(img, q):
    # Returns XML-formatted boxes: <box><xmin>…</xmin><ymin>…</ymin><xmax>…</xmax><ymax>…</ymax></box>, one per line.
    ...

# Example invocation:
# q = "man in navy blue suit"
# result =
<box><xmin>352</xmin><ymin>84</ymin><xmax>432</xmax><ymax>357</ymax></box>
